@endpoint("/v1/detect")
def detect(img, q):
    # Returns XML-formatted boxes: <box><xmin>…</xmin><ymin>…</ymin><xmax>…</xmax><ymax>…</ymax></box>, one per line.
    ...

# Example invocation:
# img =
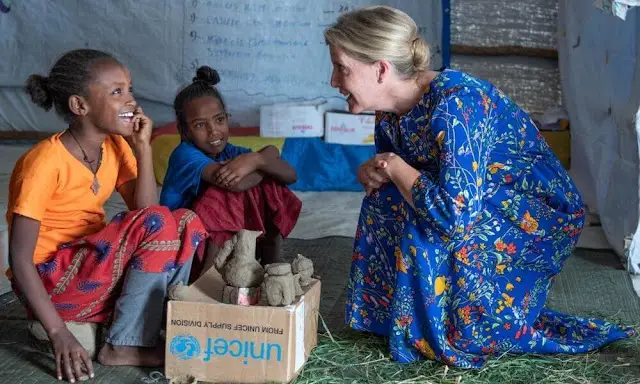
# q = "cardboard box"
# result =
<box><xmin>260</xmin><ymin>101</ymin><xmax>327</xmax><ymax>138</ymax></box>
<box><xmin>165</xmin><ymin>278</ymin><xmax>321</xmax><ymax>383</ymax></box>
<box><xmin>324</xmin><ymin>111</ymin><xmax>375</xmax><ymax>145</ymax></box>
<box><xmin>541</xmin><ymin>130</ymin><xmax>570</xmax><ymax>169</ymax></box>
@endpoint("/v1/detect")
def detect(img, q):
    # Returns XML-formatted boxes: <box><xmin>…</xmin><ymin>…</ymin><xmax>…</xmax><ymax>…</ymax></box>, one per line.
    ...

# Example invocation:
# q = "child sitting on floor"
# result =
<box><xmin>160</xmin><ymin>66</ymin><xmax>301</xmax><ymax>278</ymax></box>
<box><xmin>7</xmin><ymin>49</ymin><xmax>206</xmax><ymax>382</ymax></box>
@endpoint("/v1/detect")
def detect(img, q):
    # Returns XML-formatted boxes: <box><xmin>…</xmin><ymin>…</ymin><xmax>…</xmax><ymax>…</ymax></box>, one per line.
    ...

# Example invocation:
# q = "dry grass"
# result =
<box><xmin>293</xmin><ymin>317</ymin><xmax>640</xmax><ymax>384</ymax></box>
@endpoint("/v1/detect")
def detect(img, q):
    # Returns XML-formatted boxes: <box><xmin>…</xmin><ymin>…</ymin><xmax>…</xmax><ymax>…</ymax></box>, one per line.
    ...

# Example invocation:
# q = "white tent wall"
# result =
<box><xmin>557</xmin><ymin>1</ymin><xmax>640</xmax><ymax>272</ymax></box>
<box><xmin>0</xmin><ymin>0</ymin><xmax>442</xmax><ymax>135</ymax></box>
<box><xmin>0</xmin><ymin>0</ymin><xmax>566</xmax><ymax>135</ymax></box>
<box><xmin>0</xmin><ymin>0</ymin><xmax>185</xmax><ymax>134</ymax></box>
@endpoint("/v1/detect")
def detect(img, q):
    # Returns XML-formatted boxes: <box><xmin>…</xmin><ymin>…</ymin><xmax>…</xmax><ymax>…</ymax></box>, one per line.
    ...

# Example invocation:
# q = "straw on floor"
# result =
<box><xmin>293</xmin><ymin>317</ymin><xmax>640</xmax><ymax>384</ymax></box>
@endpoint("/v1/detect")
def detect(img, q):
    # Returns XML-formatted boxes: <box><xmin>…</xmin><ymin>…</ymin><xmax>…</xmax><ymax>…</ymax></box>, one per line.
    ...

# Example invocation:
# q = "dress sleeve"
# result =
<box><xmin>411</xmin><ymin>88</ymin><xmax>491</xmax><ymax>238</ymax></box>
<box><xmin>8</xmin><ymin>144</ymin><xmax>58</xmax><ymax>222</ymax></box>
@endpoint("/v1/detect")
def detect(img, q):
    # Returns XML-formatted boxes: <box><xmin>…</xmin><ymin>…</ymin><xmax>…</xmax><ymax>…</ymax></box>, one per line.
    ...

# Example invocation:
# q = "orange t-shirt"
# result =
<box><xmin>6</xmin><ymin>132</ymin><xmax>138</xmax><ymax>265</ymax></box>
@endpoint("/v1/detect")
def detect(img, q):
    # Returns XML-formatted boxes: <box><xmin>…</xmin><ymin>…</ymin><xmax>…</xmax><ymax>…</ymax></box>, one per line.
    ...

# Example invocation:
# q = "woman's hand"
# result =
<box><xmin>49</xmin><ymin>326</ymin><xmax>94</xmax><ymax>382</ymax></box>
<box><xmin>358</xmin><ymin>153</ymin><xmax>410</xmax><ymax>195</ymax></box>
<box><xmin>358</xmin><ymin>156</ymin><xmax>391</xmax><ymax>195</ymax></box>
<box><xmin>376</xmin><ymin>152</ymin><xmax>422</xmax><ymax>208</ymax></box>
<box><xmin>129</xmin><ymin>106</ymin><xmax>153</xmax><ymax>150</ymax></box>
<box><xmin>373</xmin><ymin>152</ymin><xmax>406</xmax><ymax>180</ymax></box>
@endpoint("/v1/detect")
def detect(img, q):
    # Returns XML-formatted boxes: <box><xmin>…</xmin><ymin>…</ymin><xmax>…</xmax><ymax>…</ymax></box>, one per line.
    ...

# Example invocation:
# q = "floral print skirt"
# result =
<box><xmin>345</xmin><ymin>184</ymin><xmax>633</xmax><ymax>368</ymax></box>
<box><xmin>15</xmin><ymin>206</ymin><xmax>206</xmax><ymax>324</ymax></box>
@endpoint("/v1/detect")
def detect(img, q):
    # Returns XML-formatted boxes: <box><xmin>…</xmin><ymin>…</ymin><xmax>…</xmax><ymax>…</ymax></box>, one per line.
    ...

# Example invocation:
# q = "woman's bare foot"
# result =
<box><xmin>97</xmin><ymin>343</ymin><xmax>164</xmax><ymax>367</ymax></box>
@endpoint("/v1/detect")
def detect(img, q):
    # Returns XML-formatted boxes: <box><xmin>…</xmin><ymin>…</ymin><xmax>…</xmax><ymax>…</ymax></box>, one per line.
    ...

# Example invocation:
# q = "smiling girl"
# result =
<box><xmin>160</xmin><ymin>66</ymin><xmax>301</xmax><ymax>277</ymax></box>
<box><xmin>7</xmin><ymin>49</ymin><xmax>206</xmax><ymax>381</ymax></box>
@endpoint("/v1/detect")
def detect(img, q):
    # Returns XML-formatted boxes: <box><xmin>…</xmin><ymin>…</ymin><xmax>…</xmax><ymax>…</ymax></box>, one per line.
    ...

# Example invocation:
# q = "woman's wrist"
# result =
<box><xmin>391</xmin><ymin>162</ymin><xmax>421</xmax><ymax>186</ymax></box>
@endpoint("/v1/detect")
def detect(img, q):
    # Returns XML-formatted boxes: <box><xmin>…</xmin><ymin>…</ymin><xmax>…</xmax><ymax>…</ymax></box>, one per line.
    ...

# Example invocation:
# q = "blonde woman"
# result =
<box><xmin>325</xmin><ymin>6</ymin><xmax>632</xmax><ymax>368</ymax></box>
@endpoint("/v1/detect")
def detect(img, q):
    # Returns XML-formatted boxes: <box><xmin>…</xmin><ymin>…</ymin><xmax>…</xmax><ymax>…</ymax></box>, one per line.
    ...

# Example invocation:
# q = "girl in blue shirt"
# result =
<box><xmin>160</xmin><ymin>66</ymin><xmax>301</xmax><ymax>278</ymax></box>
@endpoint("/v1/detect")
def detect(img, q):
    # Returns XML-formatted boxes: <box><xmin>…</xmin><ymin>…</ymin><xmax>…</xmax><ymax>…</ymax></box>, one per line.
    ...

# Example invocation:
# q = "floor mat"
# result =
<box><xmin>546</xmin><ymin>247</ymin><xmax>640</xmax><ymax>322</ymax></box>
<box><xmin>0</xmin><ymin>239</ymin><xmax>638</xmax><ymax>383</ymax></box>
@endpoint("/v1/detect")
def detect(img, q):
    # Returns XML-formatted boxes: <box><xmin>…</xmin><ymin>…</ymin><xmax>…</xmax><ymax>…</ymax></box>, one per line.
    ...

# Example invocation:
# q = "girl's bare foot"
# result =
<box><xmin>97</xmin><ymin>343</ymin><xmax>164</xmax><ymax>367</ymax></box>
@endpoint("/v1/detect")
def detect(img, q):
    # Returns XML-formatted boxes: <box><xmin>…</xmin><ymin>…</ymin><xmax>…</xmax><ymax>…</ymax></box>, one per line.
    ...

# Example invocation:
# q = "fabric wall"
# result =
<box><xmin>0</xmin><ymin>0</ymin><xmax>443</xmax><ymax>132</ymax></box>
<box><xmin>557</xmin><ymin>1</ymin><xmax>640</xmax><ymax>271</ymax></box>
<box><xmin>450</xmin><ymin>0</ymin><xmax>561</xmax><ymax>115</ymax></box>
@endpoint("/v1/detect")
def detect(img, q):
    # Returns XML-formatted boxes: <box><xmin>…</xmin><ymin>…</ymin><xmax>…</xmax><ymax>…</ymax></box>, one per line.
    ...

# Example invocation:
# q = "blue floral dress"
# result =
<box><xmin>345</xmin><ymin>69</ymin><xmax>633</xmax><ymax>368</ymax></box>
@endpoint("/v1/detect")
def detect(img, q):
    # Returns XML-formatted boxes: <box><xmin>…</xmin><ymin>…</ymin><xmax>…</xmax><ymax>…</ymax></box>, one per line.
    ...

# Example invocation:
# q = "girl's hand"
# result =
<box><xmin>49</xmin><ymin>326</ymin><xmax>94</xmax><ymax>382</ymax></box>
<box><xmin>215</xmin><ymin>153</ymin><xmax>264</xmax><ymax>187</ymax></box>
<box><xmin>130</xmin><ymin>106</ymin><xmax>153</xmax><ymax>149</ymax></box>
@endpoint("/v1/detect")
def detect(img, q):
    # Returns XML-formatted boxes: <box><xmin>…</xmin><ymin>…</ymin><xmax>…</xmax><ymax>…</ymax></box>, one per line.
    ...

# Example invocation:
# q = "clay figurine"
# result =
<box><xmin>261</xmin><ymin>262</ymin><xmax>296</xmax><ymax>306</ymax></box>
<box><xmin>215</xmin><ymin>229</ymin><xmax>265</xmax><ymax>288</ymax></box>
<box><xmin>168</xmin><ymin>282</ymin><xmax>219</xmax><ymax>304</ymax></box>
<box><xmin>167</xmin><ymin>229</ymin><xmax>265</xmax><ymax>304</ymax></box>
<box><xmin>292</xmin><ymin>253</ymin><xmax>314</xmax><ymax>295</ymax></box>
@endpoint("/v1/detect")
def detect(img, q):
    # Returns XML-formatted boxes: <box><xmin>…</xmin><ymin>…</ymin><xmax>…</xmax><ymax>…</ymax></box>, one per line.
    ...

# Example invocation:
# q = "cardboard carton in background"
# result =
<box><xmin>165</xmin><ymin>279</ymin><xmax>321</xmax><ymax>384</ymax></box>
<box><xmin>324</xmin><ymin>111</ymin><xmax>375</xmax><ymax>145</ymax></box>
<box><xmin>260</xmin><ymin>101</ymin><xmax>327</xmax><ymax>138</ymax></box>
<box><xmin>540</xmin><ymin>130</ymin><xmax>570</xmax><ymax>169</ymax></box>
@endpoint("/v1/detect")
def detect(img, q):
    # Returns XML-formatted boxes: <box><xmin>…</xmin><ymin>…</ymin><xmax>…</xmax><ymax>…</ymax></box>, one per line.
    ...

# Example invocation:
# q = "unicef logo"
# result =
<box><xmin>170</xmin><ymin>335</ymin><xmax>201</xmax><ymax>361</ymax></box>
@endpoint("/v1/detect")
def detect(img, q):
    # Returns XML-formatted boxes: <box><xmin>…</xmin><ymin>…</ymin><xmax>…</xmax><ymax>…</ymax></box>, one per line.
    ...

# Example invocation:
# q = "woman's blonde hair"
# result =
<box><xmin>323</xmin><ymin>5</ymin><xmax>430</xmax><ymax>78</ymax></box>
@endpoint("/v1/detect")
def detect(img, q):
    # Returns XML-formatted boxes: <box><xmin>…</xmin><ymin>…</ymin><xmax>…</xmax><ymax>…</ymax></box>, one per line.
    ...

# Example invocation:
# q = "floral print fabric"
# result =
<box><xmin>346</xmin><ymin>69</ymin><xmax>633</xmax><ymax>368</ymax></box>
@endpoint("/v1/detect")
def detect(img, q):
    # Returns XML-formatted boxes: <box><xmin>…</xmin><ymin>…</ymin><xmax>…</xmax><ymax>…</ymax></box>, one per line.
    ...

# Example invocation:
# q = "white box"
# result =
<box><xmin>260</xmin><ymin>101</ymin><xmax>327</xmax><ymax>138</ymax></box>
<box><xmin>324</xmin><ymin>112</ymin><xmax>375</xmax><ymax>145</ymax></box>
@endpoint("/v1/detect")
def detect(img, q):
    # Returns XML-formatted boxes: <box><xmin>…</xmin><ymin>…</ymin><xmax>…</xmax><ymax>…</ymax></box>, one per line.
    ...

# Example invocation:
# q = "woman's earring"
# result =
<box><xmin>377</xmin><ymin>78</ymin><xmax>383</xmax><ymax>84</ymax></box>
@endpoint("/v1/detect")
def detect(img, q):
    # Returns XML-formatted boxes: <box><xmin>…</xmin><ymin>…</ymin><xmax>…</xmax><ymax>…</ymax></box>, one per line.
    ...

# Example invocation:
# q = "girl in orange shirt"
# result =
<box><xmin>7</xmin><ymin>49</ymin><xmax>206</xmax><ymax>382</ymax></box>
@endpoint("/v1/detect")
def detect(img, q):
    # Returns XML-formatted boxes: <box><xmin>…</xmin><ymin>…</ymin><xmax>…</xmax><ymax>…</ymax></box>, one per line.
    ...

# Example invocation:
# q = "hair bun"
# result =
<box><xmin>410</xmin><ymin>37</ymin><xmax>430</xmax><ymax>72</ymax></box>
<box><xmin>25</xmin><ymin>74</ymin><xmax>53</xmax><ymax>111</ymax></box>
<box><xmin>193</xmin><ymin>66</ymin><xmax>220</xmax><ymax>86</ymax></box>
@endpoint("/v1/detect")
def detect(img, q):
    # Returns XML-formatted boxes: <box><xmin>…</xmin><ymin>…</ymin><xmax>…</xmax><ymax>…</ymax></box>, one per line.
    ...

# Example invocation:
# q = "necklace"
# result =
<box><xmin>68</xmin><ymin>129</ymin><xmax>103</xmax><ymax>195</ymax></box>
